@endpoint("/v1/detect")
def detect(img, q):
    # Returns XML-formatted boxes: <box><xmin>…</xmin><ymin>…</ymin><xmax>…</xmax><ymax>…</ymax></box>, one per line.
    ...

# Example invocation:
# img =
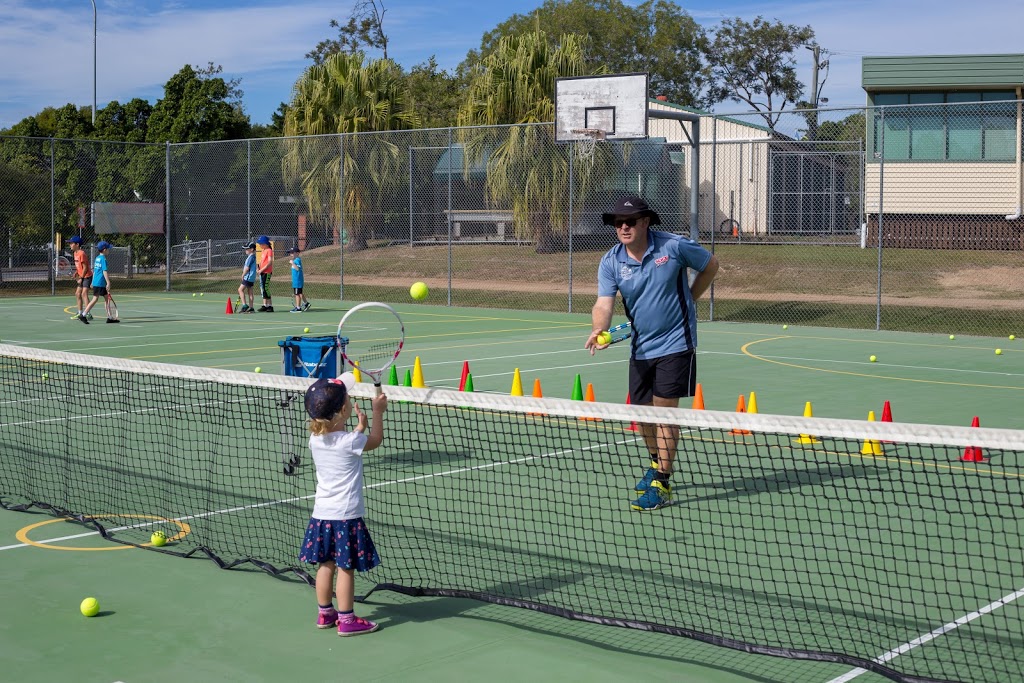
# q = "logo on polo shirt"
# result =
<box><xmin>655</xmin><ymin>255</ymin><xmax>669</xmax><ymax>267</ymax></box>
<box><xmin>619</xmin><ymin>264</ymin><xmax>634</xmax><ymax>281</ymax></box>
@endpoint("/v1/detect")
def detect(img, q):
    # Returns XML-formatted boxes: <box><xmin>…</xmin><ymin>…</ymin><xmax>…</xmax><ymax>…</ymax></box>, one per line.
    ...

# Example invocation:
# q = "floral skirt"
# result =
<box><xmin>298</xmin><ymin>517</ymin><xmax>380</xmax><ymax>572</ymax></box>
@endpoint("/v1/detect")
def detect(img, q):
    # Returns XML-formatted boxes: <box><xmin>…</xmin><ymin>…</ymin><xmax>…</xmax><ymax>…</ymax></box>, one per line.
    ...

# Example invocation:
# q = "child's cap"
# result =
<box><xmin>255</xmin><ymin>235</ymin><xmax>271</xmax><ymax>246</ymax></box>
<box><xmin>67</xmin><ymin>235</ymin><xmax>83</xmax><ymax>244</ymax></box>
<box><xmin>96</xmin><ymin>240</ymin><xmax>111</xmax><ymax>251</ymax></box>
<box><xmin>243</xmin><ymin>241</ymin><xmax>256</xmax><ymax>251</ymax></box>
<box><xmin>287</xmin><ymin>247</ymin><xmax>300</xmax><ymax>254</ymax></box>
<box><xmin>305</xmin><ymin>372</ymin><xmax>356</xmax><ymax>419</ymax></box>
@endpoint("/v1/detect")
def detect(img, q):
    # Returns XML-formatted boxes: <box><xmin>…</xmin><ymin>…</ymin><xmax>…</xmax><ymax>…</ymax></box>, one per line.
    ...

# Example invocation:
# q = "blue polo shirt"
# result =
<box><xmin>242</xmin><ymin>253</ymin><xmax>256</xmax><ymax>283</ymax></box>
<box><xmin>597</xmin><ymin>229</ymin><xmax>712</xmax><ymax>360</ymax></box>
<box><xmin>91</xmin><ymin>253</ymin><xmax>107</xmax><ymax>288</ymax></box>
<box><xmin>291</xmin><ymin>256</ymin><xmax>303</xmax><ymax>288</ymax></box>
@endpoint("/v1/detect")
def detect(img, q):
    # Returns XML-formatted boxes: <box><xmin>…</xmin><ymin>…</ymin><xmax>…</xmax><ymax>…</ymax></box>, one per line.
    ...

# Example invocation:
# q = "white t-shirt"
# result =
<box><xmin>309</xmin><ymin>430</ymin><xmax>369</xmax><ymax>520</ymax></box>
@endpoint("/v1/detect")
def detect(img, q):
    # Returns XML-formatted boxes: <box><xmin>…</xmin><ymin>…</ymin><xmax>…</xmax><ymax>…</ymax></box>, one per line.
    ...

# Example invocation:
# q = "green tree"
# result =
<box><xmin>458</xmin><ymin>31</ymin><xmax>594</xmax><ymax>253</ymax></box>
<box><xmin>147</xmin><ymin>65</ymin><xmax>250</xmax><ymax>143</ymax></box>
<box><xmin>465</xmin><ymin>0</ymin><xmax>713</xmax><ymax>108</ymax></box>
<box><xmin>306</xmin><ymin>0</ymin><xmax>389</xmax><ymax>64</ymax></box>
<box><xmin>706</xmin><ymin>17</ymin><xmax>814</xmax><ymax>131</ymax></box>
<box><xmin>283</xmin><ymin>52</ymin><xmax>419</xmax><ymax>250</ymax></box>
<box><xmin>404</xmin><ymin>58</ymin><xmax>464</xmax><ymax>129</ymax></box>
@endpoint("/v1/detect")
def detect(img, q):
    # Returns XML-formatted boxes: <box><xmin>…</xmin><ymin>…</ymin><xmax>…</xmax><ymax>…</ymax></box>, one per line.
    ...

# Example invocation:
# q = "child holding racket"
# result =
<box><xmin>79</xmin><ymin>241</ymin><xmax>119</xmax><ymax>324</ymax></box>
<box><xmin>299</xmin><ymin>373</ymin><xmax>388</xmax><ymax>636</ymax></box>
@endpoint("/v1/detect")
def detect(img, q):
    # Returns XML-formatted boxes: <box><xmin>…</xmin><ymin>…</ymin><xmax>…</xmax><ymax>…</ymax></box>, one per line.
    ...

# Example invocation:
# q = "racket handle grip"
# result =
<box><xmin>374</xmin><ymin>383</ymin><xmax>382</xmax><ymax>397</ymax></box>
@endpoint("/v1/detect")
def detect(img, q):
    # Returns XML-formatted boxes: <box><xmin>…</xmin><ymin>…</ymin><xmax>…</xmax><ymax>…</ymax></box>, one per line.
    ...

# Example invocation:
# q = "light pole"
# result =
<box><xmin>90</xmin><ymin>0</ymin><xmax>97</xmax><ymax>124</ymax></box>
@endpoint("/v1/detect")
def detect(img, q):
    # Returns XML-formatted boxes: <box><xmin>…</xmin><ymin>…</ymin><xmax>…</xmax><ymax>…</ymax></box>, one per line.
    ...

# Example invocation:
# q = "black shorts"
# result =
<box><xmin>92</xmin><ymin>286</ymin><xmax>108</xmax><ymax>298</ymax></box>
<box><xmin>241</xmin><ymin>280</ymin><xmax>254</xmax><ymax>289</ymax></box>
<box><xmin>259</xmin><ymin>273</ymin><xmax>272</xmax><ymax>299</ymax></box>
<box><xmin>77</xmin><ymin>277</ymin><xmax>90</xmax><ymax>288</ymax></box>
<box><xmin>293</xmin><ymin>287</ymin><xmax>303</xmax><ymax>295</ymax></box>
<box><xmin>628</xmin><ymin>350</ymin><xmax>697</xmax><ymax>404</ymax></box>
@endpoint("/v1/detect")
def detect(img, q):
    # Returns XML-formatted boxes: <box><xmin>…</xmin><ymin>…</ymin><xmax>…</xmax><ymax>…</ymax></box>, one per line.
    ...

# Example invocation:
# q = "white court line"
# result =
<box><xmin>0</xmin><ymin>433</ymin><xmax>646</xmax><ymax>551</ymax></box>
<box><xmin>825</xmin><ymin>587</ymin><xmax>1024</xmax><ymax>682</ymax></box>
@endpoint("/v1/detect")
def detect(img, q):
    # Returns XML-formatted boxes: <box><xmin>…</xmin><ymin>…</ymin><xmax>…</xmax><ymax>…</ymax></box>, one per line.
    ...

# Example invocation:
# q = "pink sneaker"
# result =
<box><xmin>316</xmin><ymin>608</ymin><xmax>339</xmax><ymax>629</ymax></box>
<box><xmin>337</xmin><ymin>615</ymin><xmax>379</xmax><ymax>637</ymax></box>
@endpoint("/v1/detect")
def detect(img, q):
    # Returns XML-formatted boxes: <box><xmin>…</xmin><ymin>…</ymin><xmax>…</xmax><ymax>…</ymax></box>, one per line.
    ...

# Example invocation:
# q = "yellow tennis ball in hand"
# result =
<box><xmin>410</xmin><ymin>281</ymin><xmax>428</xmax><ymax>301</ymax></box>
<box><xmin>80</xmin><ymin>597</ymin><xmax>99</xmax><ymax>617</ymax></box>
<box><xmin>596</xmin><ymin>331</ymin><xmax>611</xmax><ymax>345</ymax></box>
<box><xmin>151</xmin><ymin>531</ymin><xmax>167</xmax><ymax>547</ymax></box>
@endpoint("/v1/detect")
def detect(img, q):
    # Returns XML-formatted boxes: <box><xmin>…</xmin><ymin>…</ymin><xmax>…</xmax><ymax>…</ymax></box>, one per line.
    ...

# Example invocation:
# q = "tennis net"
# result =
<box><xmin>2</xmin><ymin>343</ymin><xmax>1023</xmax><ymax>683</ymax></box>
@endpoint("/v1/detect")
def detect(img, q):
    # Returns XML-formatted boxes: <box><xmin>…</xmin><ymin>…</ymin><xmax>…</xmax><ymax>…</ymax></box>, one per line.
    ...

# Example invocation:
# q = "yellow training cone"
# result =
<box><xmin>412</xmin><ymin>356</ymin><xmax>427</xmax><ymax>388</ymax></box>
<box><xmin>795</xmin><ymin>401</ymin><xmax>820</xmax><ymax>444</ymax></box>
<box><xmin>352</xmin><ymin>367</ymin><xmax>363</xmax><ymax>383</ymax></box>
<box><xmin>860</xmin><ymin>411</ymin><xmax>884</xmax><ymax>456</ymax></box>
<box><xmin>510</xmin><ymin>368</ymin><xmax>524</xmax><ymax>397</ymax></box>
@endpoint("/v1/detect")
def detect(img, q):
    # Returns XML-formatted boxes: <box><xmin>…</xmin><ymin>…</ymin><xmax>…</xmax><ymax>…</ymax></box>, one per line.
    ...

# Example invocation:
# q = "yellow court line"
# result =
<box><xmin>741</xmin><ymin>337</ymin><xmax>1024</xmax><ymax>391</ymax></box>
<box><xmin>16</xmin><ymin>514</ymin><xmax>190</xmax><ymax>551</ymax></box>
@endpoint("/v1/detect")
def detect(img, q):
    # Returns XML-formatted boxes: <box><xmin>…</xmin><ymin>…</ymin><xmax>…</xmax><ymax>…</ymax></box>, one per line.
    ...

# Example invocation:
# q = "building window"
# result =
<box><xmin>872</xmin><ymin>91</ymin><xmax>1016</xmax><ymax>161</ymax></box>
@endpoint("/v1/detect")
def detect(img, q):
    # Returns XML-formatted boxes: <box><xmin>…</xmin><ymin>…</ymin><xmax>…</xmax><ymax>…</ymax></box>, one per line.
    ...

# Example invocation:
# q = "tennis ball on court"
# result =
<box><xmin>782</xmin><ymin>324</ymin><xmax>788</xmax><ymax>330</ymax></box>
<box><xmin>192</xmin><ymin>293</ymin><xmax>196</xmax><ymax>297</ymax></box>
<box><xmin>996</xmin><ymin>349</ymin><xmax>1002</xmax><ymax>355</ymax></box>
<box><xmin>80</xmin><ymin>597</ymin><xmax>99</xmax><ymax>617</ymax></box>
<box><xmin>254</xmin><ymin>367</ymin><xmax>262</xmax><ymax>373</ymax></box>
<box><xmin>949</xmin><ymin>335</ymin><xmax>955</xmax><ymax>340</ymax></box>
<box><xmin>150</xmin><ymin>531</ymin><xmax>167</xmax><ymax>547</ymax></box>
<box><xmin>303</xmin><ymin>327</ymin><xmax>310</xmax><ymax>333</ymax></box>
<box><xmin>1010</xmin><ymin>335</ymin><xmax>1016</xmax><ymax>341</ymax></box>
<box><xmin>596</xmin><ymin>331</ymin><xmax>611</xmax><ymax>345</ymax></box>
<box><xmin>410</xmin><ymin>281</ymin><xmax>428</xmax><ymax>301</ymax></box>
<box><xmin>869</xmin><ymin>355</ymin><xmax>877</xmax><ymax>362</ymax></box>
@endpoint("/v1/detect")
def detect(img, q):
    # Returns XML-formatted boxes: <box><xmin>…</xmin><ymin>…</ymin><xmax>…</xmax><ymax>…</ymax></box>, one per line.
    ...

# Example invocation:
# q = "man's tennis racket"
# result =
<box><xmin>337</xmin><ymin>302</ymin><xmax>404</xmax><ymax>395</ymax></box>
<box><xmin>604</xmin><ymin>321</ymin><xmax>632</xmax><ymax>345</ymax></box>
<box><xmin>105</xmin><ymin>293</ymin><xmax>120</xmax><ymax>322</ymax></box>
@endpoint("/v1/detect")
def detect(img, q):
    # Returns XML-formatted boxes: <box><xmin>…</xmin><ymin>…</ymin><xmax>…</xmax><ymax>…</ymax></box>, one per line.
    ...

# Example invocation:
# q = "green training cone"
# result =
<box><xmin>463</xmin><ymin>373</ymin><xmax>475</xmax><ymax>392</ymax></box>
<box><xmin>571</xmin><ymin>373</ymin><xmax>584</xmax><ymax>401</ymax></box>
<box><xmin>403</xmin><ymin>368</ymin><xmax>413</xmax><ymax>387</ymax></box>
<box><xmin>388</xmin><ymin>365</ymin><xmax>399</xmax><ymax>386</ymax></box>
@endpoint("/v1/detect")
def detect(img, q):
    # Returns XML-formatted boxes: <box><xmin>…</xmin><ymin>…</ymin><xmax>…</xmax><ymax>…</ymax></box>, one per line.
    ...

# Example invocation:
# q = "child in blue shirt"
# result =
<box><xmin>238</xmin><ymin>242</ymin><xmax>257</xmax><ymax>313</ymax></box>
<box><xmin>288</xmin><ymin>247</ymin><xmax>311</xmax><ymax>312</ymax></box>
<box><xmin>80</xmin><ymin>241</ymin><xmax>119</xmax><ymax>324</ymax></box>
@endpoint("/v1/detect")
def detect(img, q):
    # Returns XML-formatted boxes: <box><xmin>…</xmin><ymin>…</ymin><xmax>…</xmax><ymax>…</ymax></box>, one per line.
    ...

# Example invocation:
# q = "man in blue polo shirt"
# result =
<box><xmin>585</xmin><ymin>195</ymin><xmax>719</xmax><ymax>511</ymax></box>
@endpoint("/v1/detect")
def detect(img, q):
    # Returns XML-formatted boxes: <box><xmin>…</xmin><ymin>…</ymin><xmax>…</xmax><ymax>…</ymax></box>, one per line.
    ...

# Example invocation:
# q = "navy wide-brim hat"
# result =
<box><xmin>602</xmin><ymin>195</ymin><xmax>661</xmax><ymax>227</ymax></box>
<box><xmin>304</xmin><ymin>373</ymin><xmax>356</xmax><ymax>420</ymax></box>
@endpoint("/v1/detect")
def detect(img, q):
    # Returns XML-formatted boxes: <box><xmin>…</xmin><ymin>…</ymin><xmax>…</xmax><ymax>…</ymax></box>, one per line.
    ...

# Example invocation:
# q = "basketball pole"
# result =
<box><xmin>649</xmin><ymin>107</ymin><xmax>701</xmax><ymax>241</ymax></box>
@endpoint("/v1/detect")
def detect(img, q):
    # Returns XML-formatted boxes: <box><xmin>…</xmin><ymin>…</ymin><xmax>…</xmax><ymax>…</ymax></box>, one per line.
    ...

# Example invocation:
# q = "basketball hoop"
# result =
<box><xmin>571</xmin><ymin>128</ymin><xmax>606</xmax><ymax>167</ymax></box>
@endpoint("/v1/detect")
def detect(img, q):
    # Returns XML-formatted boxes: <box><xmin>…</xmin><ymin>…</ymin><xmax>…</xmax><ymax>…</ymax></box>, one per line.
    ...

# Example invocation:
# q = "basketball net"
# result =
<box><xmin>571</xmin><ymin>128</ymin><xmax>605</xmax><ymax>167</ymax></box>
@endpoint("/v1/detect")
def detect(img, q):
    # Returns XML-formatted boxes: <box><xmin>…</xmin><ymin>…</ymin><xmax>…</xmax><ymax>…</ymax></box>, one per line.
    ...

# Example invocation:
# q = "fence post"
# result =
<box><xmin>567</xmin><ymin>134</ymin><xmax>574</xmax><ymax>313</ymax></box>
<box><xmin>875</xmin><ymin>107</ymin><xmax>885</xmax><ymax>331</ymax></box>
<box><xmin>49</xmin><ymin>138</ymin><xmax>55</xmax><ymax>297</ymax></box>
<box><xmin>338</xmin><ymin>134</ymin><xmax>345</xmax><ymax>302</ymax></box>
<box><xmin>165</xmin><ymin>142</ymin><xmax>172</xmax><ymax>292</ymax></box>
<box><xmin>206</xmin><ymin>239</ymin><xmax>212</xmax><ymax>274</ymax></box>
<box><xmin>446</xmin><ymin>127</ymin><xmax>453</xmax><ymax>307</ymax></box>
<box><xmin>409</xmin><ymin>145</ymin><xmax>414</xmax><ymax>246</ymax></box>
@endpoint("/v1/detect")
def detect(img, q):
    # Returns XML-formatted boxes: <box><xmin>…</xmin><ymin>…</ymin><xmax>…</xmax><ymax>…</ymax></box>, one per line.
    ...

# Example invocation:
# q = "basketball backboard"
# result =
<box><xmin>555</xmin><ymin>73</ymin><xmax>649</xmax><ymax>143</ymax></box>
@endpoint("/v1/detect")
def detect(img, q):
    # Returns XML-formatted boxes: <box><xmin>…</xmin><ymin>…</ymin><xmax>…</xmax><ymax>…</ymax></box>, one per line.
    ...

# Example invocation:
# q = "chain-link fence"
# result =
<box><xmin>1</xmin><ymin>100</ymin><xmax>1021</xmax><ymax>335</ymax></box>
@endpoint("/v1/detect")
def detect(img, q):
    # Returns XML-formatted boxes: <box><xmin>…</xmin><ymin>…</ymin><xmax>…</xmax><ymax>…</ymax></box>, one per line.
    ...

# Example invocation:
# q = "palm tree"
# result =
<box><xmin>457</xmin><ymin>31</ymin><xmax>602</xmax><ymax>253</ymax></box>
<box><xmin>283</xmin><ymin>52</ymin><xmax>419</xmax><ymax>250</ymax></box>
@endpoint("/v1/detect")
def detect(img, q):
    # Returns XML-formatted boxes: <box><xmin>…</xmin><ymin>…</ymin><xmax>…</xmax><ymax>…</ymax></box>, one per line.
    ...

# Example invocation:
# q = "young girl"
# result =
<box><xmin>299</xmin><ymin>373</ymin><xmax>387</xmax><ymax>636</ymax></box>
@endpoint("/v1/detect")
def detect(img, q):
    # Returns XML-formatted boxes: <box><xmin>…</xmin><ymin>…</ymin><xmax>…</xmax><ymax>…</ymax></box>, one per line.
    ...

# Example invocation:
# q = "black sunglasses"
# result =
<box><xmin>614</xmin><ymin>217</ymin><xmax>641</xmax><ymax>228</ymax></box>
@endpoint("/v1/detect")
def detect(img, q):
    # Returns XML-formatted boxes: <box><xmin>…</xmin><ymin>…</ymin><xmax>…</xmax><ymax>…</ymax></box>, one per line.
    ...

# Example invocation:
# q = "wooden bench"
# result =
<box><xmin>444</xmin><ymin>210</ymin><xmax>515</xmax><ymax>240</ymax></box>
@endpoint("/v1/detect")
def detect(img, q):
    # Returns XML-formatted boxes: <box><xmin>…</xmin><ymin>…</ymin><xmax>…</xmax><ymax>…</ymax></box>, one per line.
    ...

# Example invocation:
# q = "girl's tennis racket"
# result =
<box><xmin>104</xmin><ymin>293</ymin><xmax>120</xmax><ymax>322</ymax></box>
<box><xmin>605</xmin><ymin>321</ymin><xmax>632</xmax><ymax>345</ymax></box>
<box><xmin>337</xmin><ymin>302</ymin><xmax>404</xmax><ymax>395</ymax></box>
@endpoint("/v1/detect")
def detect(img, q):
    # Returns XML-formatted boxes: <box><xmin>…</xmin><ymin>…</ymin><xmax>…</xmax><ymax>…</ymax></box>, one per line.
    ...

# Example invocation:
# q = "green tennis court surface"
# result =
<box><xmin>2</xmin><ymin>292</ymin><xmax>1023</xmax><ymax>683</ymax></box>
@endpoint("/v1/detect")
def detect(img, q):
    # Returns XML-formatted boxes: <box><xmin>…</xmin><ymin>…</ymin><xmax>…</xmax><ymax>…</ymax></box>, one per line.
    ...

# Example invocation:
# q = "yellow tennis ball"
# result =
<box><xmin>869</xmin><ymin>355</ymin><xmax>877</xmax><ymax>362</ymax></box>
<box><xmin>995</xmin><ymin>349</ymin><xmax>1002</xmax><ymax>355</ymax></box>
<box><xmin>303</xmin><ymin>327</ymin><xmax>310</xmax><ymax>333</ymax></box>
<box><xmin>254</xmin><ymin>367</ymin><xmax>262</xmax><ymax>373</ymax></box>
<box><xmin>199</xmin><ymin>292</ymin><xmax>204</xmax><ymax>297</ymax></box>
<box><xmin>192</xmin><ymin>293</ymin><xmax>196</xmax><ymax>297</ymax></box>
<box><xmin>1010</xmin><ymin>335</ymin><xmax>1016</xmax><ymax>341</ymax></box>
<box><xmin>782</xmin><ymin>324</ymin><xmax>788</xmax><ymax>330</ymax></box>
<box><xmin>150</xmin><ymin>531</ymin><xmax>167</xmax><ymax>547</ymax></box>
<box><xmin>949</xmin><ymin>335</ymin><xmax>955</xmax><ymax>340</ymax></box>
<box><xmin>80</xmin><ymin>597</ymin><xmax>99</xmax><ymax>617</ymax></box>
<box><xmin>41</xmin><ymin>373</ymin><xmax>48</xmax><ymax>380</ymax></box>
<box><xmin>410</xmin><ymin>281</ymin><xmax>428</xmax><ymax>301</ymax></box>
<box><xmin>596</xmin><ymin>331</ymin><xmax>611</xmax><ymax>345</ymax></box>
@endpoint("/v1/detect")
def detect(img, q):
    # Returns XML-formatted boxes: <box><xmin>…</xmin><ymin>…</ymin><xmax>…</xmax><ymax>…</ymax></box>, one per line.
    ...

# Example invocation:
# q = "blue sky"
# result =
<box><xmin>1</xmin><ymin>0</ymin><xmax>1022</xmax><ymax>130</ymax></box>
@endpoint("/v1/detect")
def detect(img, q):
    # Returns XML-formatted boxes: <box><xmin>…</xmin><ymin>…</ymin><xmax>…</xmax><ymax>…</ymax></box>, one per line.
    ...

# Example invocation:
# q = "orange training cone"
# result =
<box><xmin>730</xmin><ymin>394</ymin><xmax>752</xmax><ymax>435</ymax></box>
<box><xmin>692</xmin><ymin>383</ymin><xmax>705</xmax><ymax>410</ymax></box>
<box><xmin>795</xmin><ymin>401</ymin><xmax>820</xmax><ymax>444</ymax></box>
<box><xmin>962</xmin><ymin>416</ymin><xmax>985</xmax><ymax>462</ymax></box>
<box><xmin>225</xmin><ymin>297</ymin><xmax>233</xmax><ymax>314</ymax></box>
<box><xmin>625</xmin><ymin>392</ymin><xmax>638</xmax><ymax>432</ymax></box>
<box><xmin>527</xmin><ymin>379</ymin><xmax>547</xmax><ymax>416</ymax></box>
<box><xmin>510</xmin><ymin>368</ymin><xmax>524</xmax><ymax>397</ymax></box>
<box><xmin>860</xmin><ymin>411</ymin><xmax>884</xmax><ymax>456</ymax></box>
<box><xmin>412</xmin><ymin>356</ymin><xmax>427</xmax><ymax>388</ymax></box>
<box><xmin>459</xmin><ymin>361</ymin><xmax>470</xmax><ymax>391</ymax></box>
<box><xmin>579</xmin><ymin>383</ymin><xmax>601</xmax><ymax>421</ymax></box>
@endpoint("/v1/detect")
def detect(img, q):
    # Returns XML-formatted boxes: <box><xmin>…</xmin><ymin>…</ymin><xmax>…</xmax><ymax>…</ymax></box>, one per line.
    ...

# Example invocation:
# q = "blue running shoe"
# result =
<box><xmin>631</xmin><ymin>480</ymin><xmax>672</xmax><ymax>511</ymax></box>
<box><xmin>634</xmin><ymin>461</ymin><xmax>659</xmax><ymax>492</ymax></box>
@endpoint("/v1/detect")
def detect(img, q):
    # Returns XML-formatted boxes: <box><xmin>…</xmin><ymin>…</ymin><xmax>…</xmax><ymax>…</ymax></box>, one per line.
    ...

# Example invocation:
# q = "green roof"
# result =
<box><xmin>862</xmin><ymin>54</ymin><xmax>1024</xmax><ymax>90</ymax></box>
